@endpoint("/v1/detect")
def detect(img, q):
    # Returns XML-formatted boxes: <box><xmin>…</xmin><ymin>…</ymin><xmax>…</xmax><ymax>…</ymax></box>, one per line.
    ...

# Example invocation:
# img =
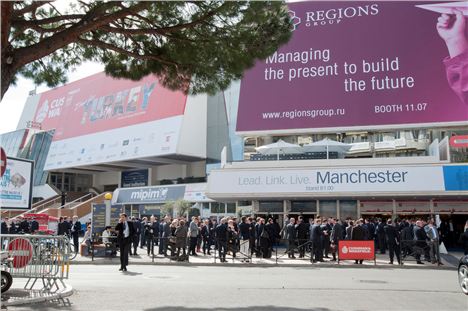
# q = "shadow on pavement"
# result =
<box><xmin>145</xmin><ymin>307</ymin><xmax>336</xmax><ymax>311</ymax></box>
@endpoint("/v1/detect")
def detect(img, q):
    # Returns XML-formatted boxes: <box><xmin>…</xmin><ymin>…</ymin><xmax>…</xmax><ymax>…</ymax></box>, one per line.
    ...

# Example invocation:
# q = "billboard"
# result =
<box><xmin>0</xmin><ymin>157</ymin><xmax>34</xmax><ymax>210</ymax></box>
<box><xmin>237</xmin><ymin>1</ymin><xmax>468</xmax><ymax>133</ymax></box>
<box><xmin>121</xmin><ymin>169</ymin><xmax>149</xmax><ymax>188</ymax></box>
<box><xmin>207</xmin><ymin>165</ymin><xmax>468</xmax><ymax>198</ymax></box>
<box><xmin>32</xmin><ymin>72</ymin><xmax>188</xmax><ymax>169</ymax></box>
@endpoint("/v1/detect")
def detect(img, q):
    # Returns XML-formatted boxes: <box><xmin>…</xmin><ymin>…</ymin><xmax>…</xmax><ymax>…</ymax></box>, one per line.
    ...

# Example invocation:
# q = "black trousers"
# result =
<box><xmin>388</xmin><ymin>242</ymin><xmax>401</xmax><ymax>263</ymax></box>
<box><xmin>189</xmin><ymin>237</ymin><xmax>198</xmax><ymax>254</ymax></box>
<box><xmin>119</xmin><ymin>238</ymin><xmax>131</xmax><ymax>268</ymax></box>
<box><xmin>218</xmin><ymin>241</ymin><xmax>227</xmax><ymax>260</ymax></box>
<box><xmin>311</xmin><ymin>241</ymin><xmax>322</xmax><ymax>262</ymax></box>
<box><xmin>72</xmin><ymin>233</ymin><xmax>79</xmax><ymax>253</ymax></box>
<box><xmin>146</xmin><ymin>236</ymin><xmax>153</xmax><ymax>255</ymax></box>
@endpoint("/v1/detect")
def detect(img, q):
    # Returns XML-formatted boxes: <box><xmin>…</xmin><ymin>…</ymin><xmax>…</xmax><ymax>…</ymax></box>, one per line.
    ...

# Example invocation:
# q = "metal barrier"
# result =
<box><xmin>1</xmin><ymin>234</ymin><xmax>70</xmax><ymax>291</ymax></box>
<box><xmin>275</xmin><ymin>239</ymin><xmax>313</xmax><ymax>264</ymax></box>
<box><xmin>400</xmin><ymin>239</ymin><xmax>441</xmax><ymax>265</ymax></box>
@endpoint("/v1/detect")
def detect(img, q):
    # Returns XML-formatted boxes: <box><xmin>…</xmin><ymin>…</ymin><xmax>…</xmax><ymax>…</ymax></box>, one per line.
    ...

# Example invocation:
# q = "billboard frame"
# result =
<box><xmin>1</xmin><ymin>156</ymin><xmax>34</xmax><ymax>210</ymax></box>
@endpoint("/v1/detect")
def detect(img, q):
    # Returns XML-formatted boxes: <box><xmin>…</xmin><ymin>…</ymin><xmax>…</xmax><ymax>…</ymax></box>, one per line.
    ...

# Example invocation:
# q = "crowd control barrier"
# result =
<box><xmin>400</xmin><ymin>239</ymin><xmax>441</xmax><ymax>266</ymax></box>
<box><xmin>1</xmin><ymin>234</ymin><xmax>70</xmax><ymax>291</ymax></box>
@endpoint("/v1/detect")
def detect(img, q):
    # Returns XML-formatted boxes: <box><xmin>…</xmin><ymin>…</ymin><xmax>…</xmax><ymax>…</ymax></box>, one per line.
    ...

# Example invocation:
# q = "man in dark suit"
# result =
<box><xmin>115</xmin><ymin>213</ymin><xmax>135</xmax><ymax>271</ymax></box>
<box><xmin>352</xmin><ymin>220</ymin><xmax>366</xmax><ymax>264</ymax></box>
<box><xmin>285</xmin><ymin>217</ymin><xmax>297</xmax><ymax>259</ymax></box>
<box><xmin>384</xmin><ymin>219</ymin><xmax>401</xmax><ymax>265</ymax></box>
<box><xmin>310</xmin><ymin>218</ymin><xmax>323</xmax><ymax>263</ymax></box>
<box><xmin>130</xmin><ymin>217</ymin><xmax>141</xmax><ymax>256</ymax></box>
<box><xmin>215</xmin><ymin>218</ymin><xmax>228</xmax><ymax>262</ymax></box>
<box><xmin>414</xmin><ymin>220</ymin><xmax>429</xmax><ymax>264</ymax></box>
<box><xmin>30</xmin><ymin>217</ymin><xmax>39</xmax><ymax>234</ymax></box>
<box><xmin>1</xmin><ymin>217</ymin><xmax>8</xmax><ymax>234</ymax></box>
<box><xmin>330</xmin><ymin>218</ymin><xmax>343</xmax><ymax>261</ymax></box>
<box><xmin>296</xmin><ymin>216</ymin><xmax>309</xmax><ymax>258</ymax></box>
<box><xmin>160</xmin><ymin>216</ymin><xmax>172</xmax><ymax>256</ymax></box>
<box><xmin>57</xmin><ymin>217</ymin><xmax>68</xmax><ymax>236</ymax></box>
<box><xmin>375</xmin><ymin>218</ymin><xmax>386</xmax><ymax>254</ymax></box>
<box><xmin>70</xmin><ymin>216</ymin><xmax>82</xmax><ymax>253</ymax></box>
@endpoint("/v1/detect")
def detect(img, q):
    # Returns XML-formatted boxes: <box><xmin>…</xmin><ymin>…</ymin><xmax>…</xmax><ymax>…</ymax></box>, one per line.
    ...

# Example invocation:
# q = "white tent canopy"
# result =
<box><xmin>302</xmin><ymin>138</ymin><xmax>351</xmax><ymax>158</ymax></box>
<box><xmin>256</xmin><ymin>139</ymin><xmax>303</xmax><ymax>159</ymax></box>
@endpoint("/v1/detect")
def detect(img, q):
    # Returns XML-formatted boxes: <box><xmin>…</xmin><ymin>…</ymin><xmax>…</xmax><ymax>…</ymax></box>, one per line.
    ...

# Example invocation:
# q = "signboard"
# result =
<box><xmin>92</xmin><ymin>203</ymin><xmax>122</xmax><ymax>235</ymax></box>
<box><xmin>338</xmin><ymin>240</ymin><xmax>375</xmax><ymax>261</ymax></box>
<box><xmin>8</xmin><ymin>238</ymin><xmax>33</xmax><ymax>268</ymax></box>
<box><xmin>0</xmin><ymin>148</ymin><xmax>7</xmax><ymax>177</ymax></box>
<box><xmin>121</xmin><ymin>169</ymin><xmax>149</xmax><ymax>188</ymax></box>
<box><xmin>207</xmin><ymin>165</ymin><xmax>456</xmax><ymax>197</ymax></box>
<box><xmin>237</xmin><ymin>1</ymin><xmax>468</xmax><ymax>134</ymax></box>
<box><xmin>0</xmin><ymin>157</ymin><xmax>34</xmax><ymax>209</ymax></box>
<box><xmin>32</xmin><ymin>72</ymin><xmax>188</xmax><ymax>170</ymax></box>
<box><xmin>112</xmin><ymin>185</ymin><xmax>186</xmax><ymax>205</ymax></box>
<box><xmin>0</xmin><ymin>148</ymin><xmax>6</xmax><ymax>177</ymax></box>
<box><xmin>450</xmin><ymin>135</ymin><xmax>468</xmax><ymax>148</ymax></box>
<box><xmin>208</xmin><ymin>165</ymin><xmax>468</xmax><ymax>199</ymax></box>
<box><xmin>183</xmin><ymin>183</ymin><xmax>213</xmax><ymax>202</ymax></box>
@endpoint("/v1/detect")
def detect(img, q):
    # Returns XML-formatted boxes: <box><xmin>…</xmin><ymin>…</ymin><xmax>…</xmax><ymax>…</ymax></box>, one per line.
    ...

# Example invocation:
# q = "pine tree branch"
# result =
<box><xmin>11</xmin><ymin>2</ymin><xmax>151</xmax><ymax>70</ymax></box>
<box><xmin>13</xmin><ymin>1</ymin><xmax>52</xmax><ymax>16</ymax></box>
<box><xmin>76</xmin><ymin>37</ymin><xmax>180</xmax><ymax>67</ymax></box>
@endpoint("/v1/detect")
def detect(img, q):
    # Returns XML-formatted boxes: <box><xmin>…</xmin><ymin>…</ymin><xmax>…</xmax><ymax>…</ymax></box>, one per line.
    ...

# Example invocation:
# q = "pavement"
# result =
<box><xmin>5</xmin><ymin>265</ymin><xmax>468</xmax><ymax>311</ymax></box>
<box><xmin>70</xmin><ymin>245</ymin><xmax>463</xmax><ymax>270</ymax></box>
<box><xmin>2</xmin><ymin>247</ymin><xmax>462</xmax><ymax>307</ymax></box>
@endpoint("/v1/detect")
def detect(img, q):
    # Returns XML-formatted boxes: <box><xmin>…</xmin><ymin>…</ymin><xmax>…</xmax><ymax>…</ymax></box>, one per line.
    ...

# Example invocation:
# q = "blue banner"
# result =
<box><xmin>443</xmin><ymin>165</ymin><xmax>468</xmax><ymax>191</ymax></box>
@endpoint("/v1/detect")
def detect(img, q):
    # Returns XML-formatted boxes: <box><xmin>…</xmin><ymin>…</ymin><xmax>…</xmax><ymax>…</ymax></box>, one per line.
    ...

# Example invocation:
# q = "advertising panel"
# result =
<box><xmin>338</xmin><ymin>240</ymin><xmax>375</xmax><ymax>261</ymax></box>
<box><xmin>112</xmin><ymin>185</ymin><xmax>186</xmax><ymax>205</ymax></box>
<box><xmin>121</xmin><ymin>169</ymin><xmax>149</xmax><ymax>188</ymax></box>
<box><xmin>207</xmin><ymin>166</ymin><xmax>448</xmax><ymax>197</ymax></box>
<box><xmin>237</xmin><ymin>1</ymin><xmax>468</xmax><ymax>133</ymax></box>
<box><xmin>32</xmin><ymin>72</ymin><xmax>188</xmax><ymax>170</ymax></box>
<box><xmin>0</xmin><ymin>157</ymin><xmax>34</xmax><ymax>210</ymax></box>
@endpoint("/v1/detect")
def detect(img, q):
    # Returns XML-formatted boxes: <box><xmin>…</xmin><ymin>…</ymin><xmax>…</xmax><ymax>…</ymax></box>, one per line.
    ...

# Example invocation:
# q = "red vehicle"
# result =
<box><xmin>22</xmin><ymin>213</ymin><xmax>59</xmax><ymax>235</ymax></box>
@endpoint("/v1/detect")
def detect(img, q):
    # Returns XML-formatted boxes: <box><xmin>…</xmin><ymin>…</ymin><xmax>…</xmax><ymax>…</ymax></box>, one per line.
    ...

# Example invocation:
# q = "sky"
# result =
<box><xmin>0</xmin><ymin>61</ymin><xmax>104</xmax><ymax>134</ymax></box>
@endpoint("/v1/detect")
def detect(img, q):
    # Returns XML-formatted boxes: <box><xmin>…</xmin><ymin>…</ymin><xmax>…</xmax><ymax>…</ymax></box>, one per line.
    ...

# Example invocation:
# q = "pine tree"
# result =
<box><xmin>1</xmin><ymin>1</ymin><xmax>292</xmax><ymax>99</ymax></box>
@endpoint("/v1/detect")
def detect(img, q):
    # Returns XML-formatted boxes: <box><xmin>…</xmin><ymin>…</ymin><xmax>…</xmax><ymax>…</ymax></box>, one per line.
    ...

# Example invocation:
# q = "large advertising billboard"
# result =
<box><xmin>206</xmin><ymin>164</ymin><xmax>468</xmax><ymax>199</ymax></box>
<box><xmin>0</xmin><ymin>157</ymin><xmax>34</xmax><ymax>210</ymax></box>
<box><xmin>236</xmin><ymin>1</ymin><xmax>468</xmax><ymax>133</ymax></box>
<box><xmin>32</xmin><ymin>72</ymin><xmax>188</xmax><ymax>170</ymax></box>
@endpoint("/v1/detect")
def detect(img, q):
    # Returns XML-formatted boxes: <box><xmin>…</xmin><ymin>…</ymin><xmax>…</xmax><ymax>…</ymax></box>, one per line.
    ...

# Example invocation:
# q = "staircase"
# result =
<box><xmin>44</xmin><ymin>192</ymin><xmax>107</xmax><ymax>219</ymax></box>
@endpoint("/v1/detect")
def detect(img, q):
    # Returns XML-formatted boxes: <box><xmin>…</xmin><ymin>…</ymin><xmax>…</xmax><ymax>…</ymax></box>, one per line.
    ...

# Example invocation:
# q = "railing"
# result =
<box><xmin>400</xmin><ymin>239</ymin><xmax>441</xmax><ymax>266</ymax></box>
<box><xmin>1</xmin><ymin>234</ymin><xmax>70</xmax><ymax>291</ymax></box>
<box><xmin>44</xmin><ymin>193</ymin><xmax>104</xmax><ymax>219</ymax></box>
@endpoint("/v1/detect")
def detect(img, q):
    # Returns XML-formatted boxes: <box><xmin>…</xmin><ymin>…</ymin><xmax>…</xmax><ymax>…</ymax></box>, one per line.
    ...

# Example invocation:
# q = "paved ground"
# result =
<box><xmin>4</xmin><ymin>265</ymin><xmax>468</xmax><ymax>311</ymax></box>
<box><xmin>69</xmin><ymin>245</ymin><xmax>462</xmax><ymax>270</ymax></box>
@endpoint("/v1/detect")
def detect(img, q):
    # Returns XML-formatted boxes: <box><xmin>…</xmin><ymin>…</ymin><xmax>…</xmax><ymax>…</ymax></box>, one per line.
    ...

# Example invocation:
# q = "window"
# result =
<box><xmin>259</xmin><ymin>201</ymin><xmax>283</xmax><ymax>213</ymax></box>
<box><xmin>291</xmin><ymin>201</ymin><xmax>317</xmax><ymax>213</ymax></box>
<box><xmin>210</xmin><ymin>202</ymin><xmax>225</xmax><ymax>214</ymax></box>
<box><xmin>226</xmin><ymin>203</ymin><xmax>236</xmax><ymax>214</ymax></box>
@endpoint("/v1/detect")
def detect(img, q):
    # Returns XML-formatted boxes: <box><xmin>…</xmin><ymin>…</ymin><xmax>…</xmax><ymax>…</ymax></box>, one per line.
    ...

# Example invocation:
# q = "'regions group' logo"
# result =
<box><xmin>288</xmin><ymin>10</ymin><xmax>301</xmax><ymax>31</ymax></box>
<box><xmin>35</xmin><ymin>100</ymin><xmax>49</xmax><ymax>123</ymax></box>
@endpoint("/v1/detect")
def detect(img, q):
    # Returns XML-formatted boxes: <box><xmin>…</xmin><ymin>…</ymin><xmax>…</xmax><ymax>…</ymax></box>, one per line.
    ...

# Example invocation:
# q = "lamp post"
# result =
<box><xmin>104</xmin><ymin>192</ymin><xmax>113</xmax><ymax>227</ymax></box>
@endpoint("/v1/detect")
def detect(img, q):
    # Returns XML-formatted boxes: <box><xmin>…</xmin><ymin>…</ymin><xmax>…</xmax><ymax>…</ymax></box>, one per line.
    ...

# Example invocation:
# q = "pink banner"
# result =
<box><xmin>33</xmin><ymin>72</ymin><xmax>187</xmax><ymax>141</ymax></box>
<box><xmin>237</xmin><ymin>1</ymin><xmax>468</xmax><ymax>133</ymax></box>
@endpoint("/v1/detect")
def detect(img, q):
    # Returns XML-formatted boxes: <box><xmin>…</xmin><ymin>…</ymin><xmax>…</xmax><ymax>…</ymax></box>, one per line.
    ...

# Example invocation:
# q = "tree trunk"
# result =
<box><xmin>1</xmin><ymin>66</ymin><xmax>14</xmax><ymax>100</ymax></box>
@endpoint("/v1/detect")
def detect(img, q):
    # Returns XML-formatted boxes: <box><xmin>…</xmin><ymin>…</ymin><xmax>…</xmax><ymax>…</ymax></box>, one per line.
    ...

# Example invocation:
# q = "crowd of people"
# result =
<box><xmin>2</xmin><ymin>214</ymin><xmax>468</xmax><ymax>267</ymax></box>
<box><xmin>109</xmin><ymin>214</ymin><xmax>468</xmax><ymax>266</ymax></box>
